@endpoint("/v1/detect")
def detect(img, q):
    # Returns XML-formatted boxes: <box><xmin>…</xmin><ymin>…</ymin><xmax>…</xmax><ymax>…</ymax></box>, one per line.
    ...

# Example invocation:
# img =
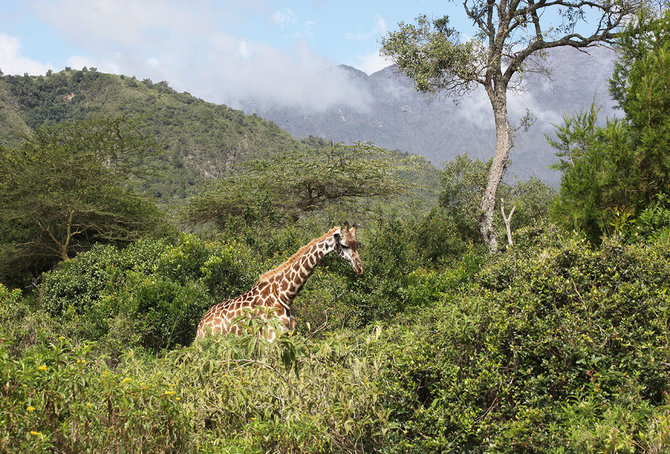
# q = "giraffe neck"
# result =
<box><xmin>257</xmin><ymin>231</ymin><xmax>336</xmax><ymax>305</ymax></box>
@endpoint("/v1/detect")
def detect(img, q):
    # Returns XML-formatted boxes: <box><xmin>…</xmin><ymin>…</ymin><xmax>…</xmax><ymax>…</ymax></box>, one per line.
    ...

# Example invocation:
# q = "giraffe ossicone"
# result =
<box><xmin>196</xmin><ymin>222</ymin><xmax>363</xmax><ymax>341</ymax></box>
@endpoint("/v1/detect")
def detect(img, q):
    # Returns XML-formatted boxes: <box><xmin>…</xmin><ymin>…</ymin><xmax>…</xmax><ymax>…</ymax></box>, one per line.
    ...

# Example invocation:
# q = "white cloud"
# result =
<box><xmin>204</xmin><ymin>40</ymin><xmax>373</xmax><ymax>113</ymax></box>
<box><xmin>272</xmin><ymin>9</ymin><xmax>297</xmax><ymax>28</ymax></box>
<box><xmin>345</xmin><ymin>15</ymin><xmax>387</xmax><ymax>41</ymax></box>
<box><xmin>24</xmin><ymin>0</ymin><xmax>374</xmax><ymax>112</ymax></box>
<box><xmin>354</xmin><ymin>51</ymin><xmax>392</xmax><ymax>75</ymax></box>
<box><xmin>237</xmin><ymin>41</ymin><xmax>252</xmax><ymax>59</ymax></box>
<box><xmin>34</xmin><ymin>0</ymin><xmax>194</xmax><ymax>49</ymax></box>
<box><xmin>0</xmin><ymin>33</ymin><xmax>53</xmax><ymax>75</ymax></box>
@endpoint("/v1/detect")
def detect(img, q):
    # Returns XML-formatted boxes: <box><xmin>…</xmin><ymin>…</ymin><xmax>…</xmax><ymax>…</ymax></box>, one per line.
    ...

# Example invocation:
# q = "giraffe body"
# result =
<box><xmin>196</xmin><ymin>224</ymin><xmax>362</xmax><ymax>340</ymax></box>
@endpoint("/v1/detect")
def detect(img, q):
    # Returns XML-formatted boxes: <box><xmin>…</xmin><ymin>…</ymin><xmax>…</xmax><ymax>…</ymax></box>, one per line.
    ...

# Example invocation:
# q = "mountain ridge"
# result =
<box><xmin>0</xmin><ymin>68</ymin><xmax>307</xmax><ymax>198</ymax></box>
<box><xmin>239</xmin><ymin>46</ymin><xmax>618</xmax><ymax>186</ymax></box>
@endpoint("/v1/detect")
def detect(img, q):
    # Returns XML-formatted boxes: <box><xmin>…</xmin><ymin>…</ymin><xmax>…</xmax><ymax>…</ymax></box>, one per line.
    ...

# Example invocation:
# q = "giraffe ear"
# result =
<box><xmin>351</xmin><ymin>223</ymin><xmax>358</xmax><ymax>234</ymax></box>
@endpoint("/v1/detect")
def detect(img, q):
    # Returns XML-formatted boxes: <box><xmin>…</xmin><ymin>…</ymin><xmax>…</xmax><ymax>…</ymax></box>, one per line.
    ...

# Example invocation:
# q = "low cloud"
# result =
<box><xmin>203</xmin><ymin>42</ymin><xmax>373</xmax><ymax>112</ymax></box>
<box><xmin>26</xmin><ymin>0</ymin><xmax>373</xmax><ymax>113</ymax></box>
<box><xmin>0</xmin><ymin>33</ymin><xmax>53</xmax><ymax>75</ymax></box>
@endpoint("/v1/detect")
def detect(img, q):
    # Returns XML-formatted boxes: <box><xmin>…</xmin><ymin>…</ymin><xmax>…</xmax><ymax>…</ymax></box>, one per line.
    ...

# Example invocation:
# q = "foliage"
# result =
<box><xmin>419</xmin><ymin>154</ymin><xmax>553</xmax><ymax>263</ymax></box>
<box><xmin>550</xmin><ymin>10</ymin><xmax>670</xmax><ymax>243</ymax></box>
<box><xmin>0</xmin><ymin>338</ymin><xmax>190</xmax><ymax>453</ymax></box>
<box><xmin>380</xmin><ymin>15</ymin><xmax>480</xmax><ymax>95</ymax></box>
<box><xmin>184</xmin><ymin>142</ymin><xmax>417</xmax><ymax>228</ymax></box>
<box><xmin>505</xmin><ymin>177</ymin><xmax>555</xmax><ymax>238</ymax></box>
<box><xmin>376</xmin><ymin>228</ymin><xmax>670</xmax><ymax>452</ymax></box>
<box><xmin>438</xmin><ymin>154</ymin><xmax>489</xmax><ymax>243</ymax></box>
<box><xmin>0</xmin><ymin>116</ymin><xmax>166</xmax><ymax>286</ymax></box>
<box><xmin>0</xmin><ymin>284</ymin><xmax>55</xmax><ymax>358</ymax></box>
<box><xmin>546</xmin><ymin>103</ymin><xmax>601</xmax><ymax>174</ymax></box>
<box><xmin>0</xmin><ymin>315</ymin><xmax>390</xmax><ymax>452</ymax></box>
<box><xmin>37</xmin><ymin>235</ymin><xmax>261</xmax><ymax>353</ymax></box>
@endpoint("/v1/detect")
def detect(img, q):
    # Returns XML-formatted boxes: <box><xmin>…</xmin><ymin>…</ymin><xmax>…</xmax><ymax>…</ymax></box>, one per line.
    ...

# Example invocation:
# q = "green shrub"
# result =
<box><xmin>0</xmin><ymin>323</ymin><xmax>395</xmax><ymax>452</ymax></box>
<box><xmin>0</xmin><ymin>284</ymin><xmax>55</xmax><ymax>357</ymax></box>
<box><xmin>0</xmin><ymin>338</ymin><xmax>189</xmax><ymax>452</ymax></box>
<box><xmin>165</xmin><ymin>328</ymin><xmax>390</xmax><ymax>452</ymax></box>
<box><xmin>335</xmin><ymin>217</ymin><xmax>422</xmax><ymax>326</ymax></box>
<box><xmin>37</xmin><ymin>235</ymin><xmax>261</xmax><ymax>351</ymax></box>
<box><xmin>376</xmin><ymin>229</ymin><xmax>670</xmax><ymax>452</ymax></box>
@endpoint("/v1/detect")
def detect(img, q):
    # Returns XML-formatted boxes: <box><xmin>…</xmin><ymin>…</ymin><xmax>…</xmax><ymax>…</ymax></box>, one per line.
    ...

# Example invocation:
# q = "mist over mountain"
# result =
<box><xmin>239</xmin><ymin>46</ymin><xmax>618</xmax><ymax>187</ymax></box>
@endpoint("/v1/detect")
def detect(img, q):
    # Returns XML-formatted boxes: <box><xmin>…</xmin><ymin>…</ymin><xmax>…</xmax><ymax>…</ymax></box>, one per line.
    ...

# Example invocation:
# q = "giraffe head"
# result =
<box><xmin>334</xmin><ymin>222</ymin><xmax>363</xmax><ymax>275</ymax></box>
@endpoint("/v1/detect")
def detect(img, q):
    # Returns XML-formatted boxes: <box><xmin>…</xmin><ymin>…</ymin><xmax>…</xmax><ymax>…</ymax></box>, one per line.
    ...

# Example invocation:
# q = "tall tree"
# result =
<box><xmin>184</xmin><ymin>142</ymin><xmax>416</xmax><ymax>228</ymax></box>
<box><xmin>0</xmin><ymin>116</ymin><xmax>165</xmax><ymax>285</ymax></box>
<box><xmin>381</xmin><ymin>0</ymin><xmax>637</xmax><ymax>252</ymax></box>
<box><xmin>549</xmin><ymin>8</ymin><xmax>670</xmax><ymax>241</ymax></box>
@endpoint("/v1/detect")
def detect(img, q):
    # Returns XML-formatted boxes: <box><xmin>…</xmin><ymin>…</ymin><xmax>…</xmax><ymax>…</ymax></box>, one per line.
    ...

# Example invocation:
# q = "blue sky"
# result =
<box><xmin>0</xmin><ymin>0</ymin><xmax>475</xmax><ymax>109</ymax></box>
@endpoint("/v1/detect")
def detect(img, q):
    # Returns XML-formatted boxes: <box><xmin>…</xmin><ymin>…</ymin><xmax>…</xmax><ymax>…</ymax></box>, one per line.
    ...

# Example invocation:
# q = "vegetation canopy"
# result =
<box><xmin>0</xmin><ymin>116</ymin><xmax>165</xmax><ymax>286</ymax></box>
<box><xmin>184</xmin><ymin>142</ymin><xmax>418</xmax><ymax>227</ymax></box>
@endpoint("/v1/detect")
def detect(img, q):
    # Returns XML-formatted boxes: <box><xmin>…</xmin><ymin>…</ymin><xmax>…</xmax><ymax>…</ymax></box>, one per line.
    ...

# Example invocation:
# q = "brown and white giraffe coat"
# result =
<box><xmin>196</xmin><ymin>223</ymin><xmax>363</xmax><ymax>340</ymax></box>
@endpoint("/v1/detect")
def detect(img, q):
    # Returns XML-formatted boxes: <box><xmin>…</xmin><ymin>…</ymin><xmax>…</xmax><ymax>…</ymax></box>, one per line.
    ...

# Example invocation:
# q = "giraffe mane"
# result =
<box><xmin>256</xmin><ymin>227</ymin><xmax>340</xmax><ymax>283</ymax></box>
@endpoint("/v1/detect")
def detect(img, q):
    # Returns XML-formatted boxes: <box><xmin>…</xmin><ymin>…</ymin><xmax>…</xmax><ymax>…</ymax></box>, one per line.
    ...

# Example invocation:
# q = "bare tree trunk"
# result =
<box><xmin>480</xmin><ymin>88</ymin><xmax>512</xmax><ymax>253</ymax></box>
<box><xmin>500</xmin><ymin>198</ymin><xmax>516</xmax><ymax>246</ymax></box>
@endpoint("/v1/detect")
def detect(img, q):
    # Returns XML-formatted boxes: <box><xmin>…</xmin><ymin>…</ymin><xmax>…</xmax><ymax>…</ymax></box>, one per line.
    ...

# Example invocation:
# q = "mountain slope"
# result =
<box><xmin>0</xmin><ymin>69</ymin><xmax>305</xmax><ymax>198</ymax></box>
<box><xmin>240</xmin><ymin>47</ymin><xmax>617</xmax><ymax>186</ymax></box>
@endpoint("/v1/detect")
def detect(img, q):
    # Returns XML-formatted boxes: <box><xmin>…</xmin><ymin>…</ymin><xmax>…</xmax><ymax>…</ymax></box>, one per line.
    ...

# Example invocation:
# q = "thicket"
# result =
<box><xmin>2</xmin><ymin>224</ymin><xmax>669</xmax><ymax>452</ymax></box>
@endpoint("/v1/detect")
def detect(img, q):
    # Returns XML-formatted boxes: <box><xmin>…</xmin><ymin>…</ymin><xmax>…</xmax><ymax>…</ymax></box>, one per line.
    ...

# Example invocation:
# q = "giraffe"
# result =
<box><xmin>196</xmin><ymin>222</ymin><xmax>363</xmax><ymax>340</ymax></box>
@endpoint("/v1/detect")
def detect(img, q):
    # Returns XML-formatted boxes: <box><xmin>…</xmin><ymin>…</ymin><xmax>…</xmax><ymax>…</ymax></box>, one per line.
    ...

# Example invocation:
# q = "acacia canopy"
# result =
<box><xmin>185</xmin><ymin>142</ymin><xmax>416</xmax><ymax>227</ymax></box>
<box><xmin>0</xmin><ymin>116</ymin><xmax>164</xmax><ymax>284</ymax></box>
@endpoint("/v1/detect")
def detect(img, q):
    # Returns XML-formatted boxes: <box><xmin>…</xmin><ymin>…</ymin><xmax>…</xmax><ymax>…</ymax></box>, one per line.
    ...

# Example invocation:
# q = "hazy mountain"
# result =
<box><xmin>240</xmin><ymin>47</ymin><xmax>618</xmax><ymax>187</ymax></box>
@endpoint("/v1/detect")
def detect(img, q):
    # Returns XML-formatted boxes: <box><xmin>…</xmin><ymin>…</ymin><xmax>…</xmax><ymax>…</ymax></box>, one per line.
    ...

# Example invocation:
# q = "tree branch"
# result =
<box><xmin>500</xmin><ymin>198</ymin><xmax>517</xmax><ymax>245</ymax></box>
<box><xmin>35</xmin><ymin>218</ymin><xmax>65</xmax><ymax>259</ymax></box>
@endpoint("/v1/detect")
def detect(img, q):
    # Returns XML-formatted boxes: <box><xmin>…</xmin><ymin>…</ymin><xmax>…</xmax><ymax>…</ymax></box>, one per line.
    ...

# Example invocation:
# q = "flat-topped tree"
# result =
<box><xmin>0</xmin><ymin>116</ymin><xmax>163</xmax><ymax>284</ymax></box>
<box><xmin>382</xmin><ymin>0</ymin><xmax>639</xmax><ymax>252</ymax></box>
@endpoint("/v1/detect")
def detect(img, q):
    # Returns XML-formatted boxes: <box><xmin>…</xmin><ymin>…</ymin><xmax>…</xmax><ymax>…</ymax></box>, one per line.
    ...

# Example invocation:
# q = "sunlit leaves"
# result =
<box><xmin>184</xmin><ymin>142</ymin><xmax>418</xmax><ymax>227</ymax></box>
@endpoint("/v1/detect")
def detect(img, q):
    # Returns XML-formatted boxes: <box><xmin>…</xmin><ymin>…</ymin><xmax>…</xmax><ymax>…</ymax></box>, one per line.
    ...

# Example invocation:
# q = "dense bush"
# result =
<box><xmin>37</xmin><ymin>235</ymin><xmax>261</xmax><ymax>352</ymax></box>
<box><xmin>0</xmin><ymin>338</ymin><xmax>190</xmax><ymax>453</ymax></box>
<box><xmin>0</xmin><ymin>320</ymin><xmax>389</xmax><ymax>453</ymax></box>
<box><xmin>291</xmin><ymin>216</ymin><xmax>481</xmax><ymax>330</ymax></box>
<box><xmin>2</xmin><ymin>224</ymin><xmax>670</xmax><ymax>452</ymax></box>
<box><xmin>377</xmin><ymin>228</ymin><xmax>670</xmax><ymax>452</ymax></box>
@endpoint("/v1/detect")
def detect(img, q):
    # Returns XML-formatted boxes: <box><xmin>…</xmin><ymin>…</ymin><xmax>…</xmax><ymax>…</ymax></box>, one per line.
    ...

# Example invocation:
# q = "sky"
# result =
<box><xmin>0</xmin><ymin>0</ymin><xmax>477</xmax><ymax>110</ymax></box>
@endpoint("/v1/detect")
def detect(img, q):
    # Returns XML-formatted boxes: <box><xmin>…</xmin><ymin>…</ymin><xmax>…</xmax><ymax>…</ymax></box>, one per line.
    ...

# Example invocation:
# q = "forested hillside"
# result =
<box><xmin>0</xmin><ymin>68</ymin><xmax>305</xmax><ymax>198</ymax></box>
<box><xmin>1</xmin><ymin>8</ymin><xmax>669</xmax><ymax>454</ymax></box>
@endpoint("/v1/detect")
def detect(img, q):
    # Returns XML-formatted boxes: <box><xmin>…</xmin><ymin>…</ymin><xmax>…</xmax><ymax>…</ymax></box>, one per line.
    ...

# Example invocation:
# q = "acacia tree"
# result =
<box><xmin>381</xmin><ymin>0</ymin><xmax>637</xmax><ymax>252</ymax></box>
<box><xmin>185</xmin><ymin>142</ymin><xmax>415</xmax><ymax>227</ymax></box>
<box><xmin>0</xmin><ymin>116</ymin><xmax>164</xmax><ymax>284</ymax></box>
